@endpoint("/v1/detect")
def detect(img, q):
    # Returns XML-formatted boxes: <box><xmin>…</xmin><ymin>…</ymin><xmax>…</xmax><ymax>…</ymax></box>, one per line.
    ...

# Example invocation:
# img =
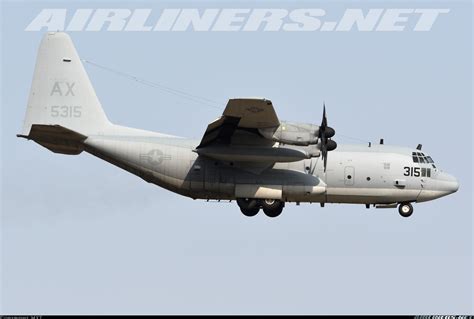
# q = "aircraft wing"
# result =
<box><xmin>195</xmin><ymin>98</ymin><xmax>314</xmax><ymax>171</ymax></box>
<box><xmin>197</xmin><ymin>98</ymin><xmax>280</xmax><ymax>148</ymax></box>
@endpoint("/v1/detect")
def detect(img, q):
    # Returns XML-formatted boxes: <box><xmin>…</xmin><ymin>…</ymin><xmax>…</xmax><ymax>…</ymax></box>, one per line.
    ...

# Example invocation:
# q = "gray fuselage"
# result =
<box><xmin>83</xmin><ymin>132</ymin><xmax>459</xmax><ymax>205</ymax></box>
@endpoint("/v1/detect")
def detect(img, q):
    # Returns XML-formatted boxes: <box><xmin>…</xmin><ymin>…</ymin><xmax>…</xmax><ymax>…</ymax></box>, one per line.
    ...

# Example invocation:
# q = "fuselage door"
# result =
<box><xmin>344</xmin><ymin>166</ymin><xmax>355</xmax><ymax>186</ymax></box>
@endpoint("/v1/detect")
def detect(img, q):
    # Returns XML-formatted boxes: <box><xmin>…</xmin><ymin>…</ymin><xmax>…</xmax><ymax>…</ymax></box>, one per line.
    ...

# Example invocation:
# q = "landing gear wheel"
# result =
<box><xmin>261</xmin><ymin>199</ymin><xmax>285</xmax><ymax>218</ymax></box>
<box><xmin>398</xmin><ymin>202</ymin><xmax>413</xmax><ymax>218</ymax></box>
<box><xmin>240</xmin><ymin>206</ymin><xmax>260</xmax><ymax>217</ymax></box>
<box><xmin>237</xmin><ymin>198</ymin><xmax>260</xmax><ymax>217</ymax></box>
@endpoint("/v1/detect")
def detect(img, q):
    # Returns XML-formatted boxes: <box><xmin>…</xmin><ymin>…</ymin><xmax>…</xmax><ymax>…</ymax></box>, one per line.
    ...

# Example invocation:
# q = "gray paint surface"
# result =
<box><xmin>1</xmin><ymin>0</ymin><xmax>472</xmax><ymax>314</ymax></box>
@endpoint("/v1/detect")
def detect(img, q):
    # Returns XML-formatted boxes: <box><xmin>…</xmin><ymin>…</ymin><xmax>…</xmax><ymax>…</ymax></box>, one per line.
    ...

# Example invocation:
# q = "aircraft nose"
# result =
<box><xmin>437</xmin><ymin>172</ymin><xmax>459</xmax><ymax>194</ymax></box>
<box><xmin>448</xmin><ymin>176</ymin><xmax>459</xmax><ymax>194</ymax></box>
<box><xmin>417</xmin><ymin>172</ymin><xmax>459</xmax><ymax>202</ymax></box>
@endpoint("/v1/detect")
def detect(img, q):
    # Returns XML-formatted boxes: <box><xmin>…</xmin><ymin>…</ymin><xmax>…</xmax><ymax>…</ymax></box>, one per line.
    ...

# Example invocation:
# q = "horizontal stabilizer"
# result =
<box><xmin>17</xmin><ymin>124</ymin><xmax>87</xmax><ymax>155</ymax></box>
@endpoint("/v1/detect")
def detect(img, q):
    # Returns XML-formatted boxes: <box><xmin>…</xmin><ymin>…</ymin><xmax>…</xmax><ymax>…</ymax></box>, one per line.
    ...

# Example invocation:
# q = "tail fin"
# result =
<box><xmin>21</xmin><ymin>32</ymin><xmax>110</xmax><ymax>137</ymax></box>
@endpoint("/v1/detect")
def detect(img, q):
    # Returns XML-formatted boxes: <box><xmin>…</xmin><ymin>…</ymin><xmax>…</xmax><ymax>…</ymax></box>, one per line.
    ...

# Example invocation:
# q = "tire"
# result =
<box><xmin>240</xmin><ymin>206</ymin><xmax>260</xmax><ymax>217</ymax></box>
<box><xmin>262</xmin><ymin>199</ymin><xmax>284</xmax><ymax>218</ymax></box>
<box><xmin>237</xmin><ymin>198</ymin><xmax>260</xmax><ymax>217</ymax></box>
<box><xmin>398</xmin><ymin>202</ymin><xmax>413</xmax><ymax>218</ymax></box>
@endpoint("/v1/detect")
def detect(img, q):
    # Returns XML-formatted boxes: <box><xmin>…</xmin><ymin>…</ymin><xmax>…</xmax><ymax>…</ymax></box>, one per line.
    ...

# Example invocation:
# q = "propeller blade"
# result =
<box><xmin>323</xmin><ymin>152</ymin><xmax>328</xmax><ymax>172</ymax></box>
<box><xmin>322</xmin><ymin>137</ymin><xmax>328</xmax><ymax>172</ymax></box>
<box><xmin>321</xmin><ymin>103</ymin><xmax>327</xmax><ymax>130</ymax></box>
<box><xmin>319</xmin><ymin>103</ymin><xmax>329</xmax><ymax>172</ymax></box>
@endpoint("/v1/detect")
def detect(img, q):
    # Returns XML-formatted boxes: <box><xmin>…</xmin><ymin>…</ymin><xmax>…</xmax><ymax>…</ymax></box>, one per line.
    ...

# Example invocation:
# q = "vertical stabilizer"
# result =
<box><xmin>21</xmin><ymin>32</ymin><xmax>110</xmax><ymax>136</ymax></box>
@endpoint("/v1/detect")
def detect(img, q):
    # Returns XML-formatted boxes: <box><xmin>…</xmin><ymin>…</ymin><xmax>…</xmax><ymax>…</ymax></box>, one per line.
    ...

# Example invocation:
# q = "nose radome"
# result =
<box><xmin>417</xmin><ymin>172</ymin><xmax>459</xmax><ymax>202</ymax></box>
<box><xmin>449</xmin><ymin>176</ymin><xmax>459</xmax><ymax>193</ymax></box>
<box><xmin>438</xmin><ymin>172</ymin><xmax>459</xmax><ymax>194</ymax></box>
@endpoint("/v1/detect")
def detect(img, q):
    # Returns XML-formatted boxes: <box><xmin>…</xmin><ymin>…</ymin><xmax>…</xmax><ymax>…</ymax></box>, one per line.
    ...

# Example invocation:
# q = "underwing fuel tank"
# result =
<box><xmin>195</xmin><ymin>145</ymin><xmax>318</xmax><ymax>163</ymax></box>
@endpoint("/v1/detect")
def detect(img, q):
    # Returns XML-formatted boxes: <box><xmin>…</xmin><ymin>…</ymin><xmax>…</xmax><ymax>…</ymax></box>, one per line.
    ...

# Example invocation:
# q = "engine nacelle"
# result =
<box><xmin>259</xmin><ymin>121</ymin><xmax>335</xmax><ymax>146</ymax></box>
<box><xmin>259</xmin><ymin>121</ymin><xmax>318</xmax><ymax>146</ymax></box>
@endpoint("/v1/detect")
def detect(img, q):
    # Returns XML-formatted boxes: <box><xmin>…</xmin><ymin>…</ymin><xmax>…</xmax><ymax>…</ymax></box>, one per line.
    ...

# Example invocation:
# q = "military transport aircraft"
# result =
<box><xmin>18</xmin><ymin>32</ymin><xmax>459</xmax><ymax>218</ymax></box>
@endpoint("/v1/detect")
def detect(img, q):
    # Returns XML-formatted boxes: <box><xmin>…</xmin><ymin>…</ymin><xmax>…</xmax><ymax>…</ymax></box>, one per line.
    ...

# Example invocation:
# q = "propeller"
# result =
<box><xmin>317</xmin><ymin>103</ymin><xmax>337</xmax><ymax>172</ymax></box>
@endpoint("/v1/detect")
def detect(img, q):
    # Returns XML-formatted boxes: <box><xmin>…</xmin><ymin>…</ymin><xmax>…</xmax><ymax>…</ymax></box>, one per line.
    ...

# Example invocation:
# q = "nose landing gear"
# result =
<box><xmin>398</xmin><ymin>202</ymin><xmax>414</xmax><ymax>218</ymax></box>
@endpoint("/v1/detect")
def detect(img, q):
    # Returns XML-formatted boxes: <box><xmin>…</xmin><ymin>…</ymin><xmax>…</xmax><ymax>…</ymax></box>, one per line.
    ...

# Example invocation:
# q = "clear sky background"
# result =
<box><xmin>1</xmin><ymin>0</ymin><xmax>472</xmax><ymax>315</ymax></box>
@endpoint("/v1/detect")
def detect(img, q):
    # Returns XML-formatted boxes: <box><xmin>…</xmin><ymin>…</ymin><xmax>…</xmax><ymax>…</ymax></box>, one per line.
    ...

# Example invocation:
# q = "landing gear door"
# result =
<box><xmin>344</xmin><ymin>166</ymin><xmax>355</xmax><ymax>186</ymax></box>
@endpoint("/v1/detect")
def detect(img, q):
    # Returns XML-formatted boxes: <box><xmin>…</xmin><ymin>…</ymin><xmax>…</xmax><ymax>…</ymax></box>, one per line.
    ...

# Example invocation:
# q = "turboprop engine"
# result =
<box><xmin>260</xmin><ymin>122</ymin><xmax>320</xmax><ymax>146</ymax></box>
<box><xmin>259</xmin><ymin>105</ymin><xmax>337</xmax><ymax>171</ymax></box>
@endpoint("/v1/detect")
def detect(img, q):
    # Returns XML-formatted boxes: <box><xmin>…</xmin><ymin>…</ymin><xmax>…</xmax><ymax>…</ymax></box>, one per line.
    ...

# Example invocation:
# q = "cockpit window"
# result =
<box><xmin>412</xmin><ymin>152</ymin><xmax>435</xmax><ymax>164</ymax></box>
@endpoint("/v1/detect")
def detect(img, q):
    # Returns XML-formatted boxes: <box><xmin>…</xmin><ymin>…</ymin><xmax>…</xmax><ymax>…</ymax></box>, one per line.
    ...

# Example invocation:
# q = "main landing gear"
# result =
<box><xmin>236</xmin><ymin>198</ymin><xmax>285</xmax><ymax>218</ymax></box>
<box><xmin>236</xmin><ymin>198</ymin><xmax>260</xmax><ymax>217</ymax></box>
<box><xmin>398</xmin><ymin>202</ymin><xmax>414</xmax><ymax>218</ymax></box>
